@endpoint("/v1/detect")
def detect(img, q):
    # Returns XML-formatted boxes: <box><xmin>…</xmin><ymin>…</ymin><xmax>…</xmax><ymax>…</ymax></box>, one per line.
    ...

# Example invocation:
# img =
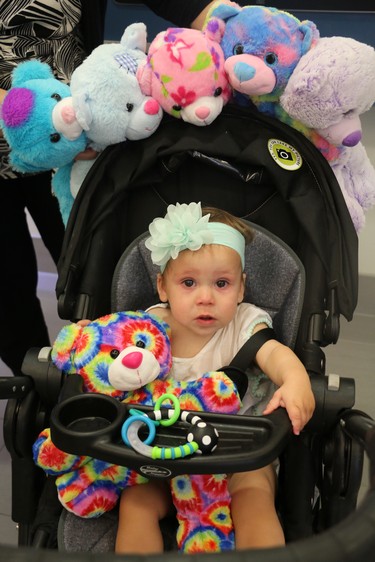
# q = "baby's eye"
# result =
<box><xmin>110</xmin><ymin>349</ymin><xmax>120</xmax><ymax>359</ymax></box>
<box><xmin>264</xmin><ymin>52</ymin><xmax>278</xmax><ymax>66</ymax></box>
<box><xmin>216</xmin><ymin>280</ymin><xmax>228</xmax><ymax>289</ymax></box>
<box><xmin>182</xmin><ymin>279</ymin><xmax>195</xmax><ymax>288</ymax></box>
<box><xmin>135</xmin><ymin>340</ymin><xmax>146</xmax><ymax>348</ymax></box>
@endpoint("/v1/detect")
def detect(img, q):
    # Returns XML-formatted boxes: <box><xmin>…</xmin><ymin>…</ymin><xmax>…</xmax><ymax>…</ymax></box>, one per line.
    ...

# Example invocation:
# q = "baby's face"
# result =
<box><xmin>157</xmin><ymin>244</ymin><xmax>245</xmax><ymax>340</ymax></box>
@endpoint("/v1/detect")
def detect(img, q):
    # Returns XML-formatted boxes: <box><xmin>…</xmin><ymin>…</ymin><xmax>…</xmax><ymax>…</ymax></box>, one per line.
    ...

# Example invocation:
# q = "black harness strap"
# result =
<box><xmin>221</xmin><ymin>328</ymin><xmax>277</xmax><ymax>399</ymax></box>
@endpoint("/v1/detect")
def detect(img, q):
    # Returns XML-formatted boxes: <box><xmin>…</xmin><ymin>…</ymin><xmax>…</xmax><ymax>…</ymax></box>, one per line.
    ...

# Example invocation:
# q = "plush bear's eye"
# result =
<box><xmin>172</xmin><ymin>105</ymin><xmax>182</xmax><ymax>112</ymax></box>
<box><xmin>214</xmin><ymin>87</ymin><xmax>222</xmax><ymax>97</ymax></box>
<box><xmin>51</xmin><ymin>93</ymin><xmax>62</xmax><ymax>101</ymax></box>
<box><xmin>50</xmin><ymin>133</ymin><xmax>61</xmax><ymax>143</ymax></box>
<box><xmin>265</xmin><ymin>52</ymin><xmax>277</xmax><ymax>66</ymax></box>
<box><xmin>233</xmin><ymin>44</ymin><xmax>244</xmax><ymax>55</ymax></box>
<box><xmin>135</xmin><ymin>341</ymin><xmax>146</xmax><ymax>349</ymax></box>
<box><xmin>110</xmin><ymin>349</ymin><xmax>120</xmax><ymax>359</ymax></box>
<box><xmin>126</xmin><ymin>103</ymin><xmax>134</xmax><ymax>112</ymax></box>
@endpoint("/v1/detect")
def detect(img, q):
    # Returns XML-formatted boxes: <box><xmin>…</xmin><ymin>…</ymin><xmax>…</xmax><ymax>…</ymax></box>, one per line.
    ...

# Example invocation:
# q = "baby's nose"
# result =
<box><xmin>122</xmin><ymin>351</ymin><xmax>143</xmax><ymax>369</ymax></box>
<box><xmin>197</xmin><ymin>286</ymin><xmax>214</xmax><ymax>303</ymax></box>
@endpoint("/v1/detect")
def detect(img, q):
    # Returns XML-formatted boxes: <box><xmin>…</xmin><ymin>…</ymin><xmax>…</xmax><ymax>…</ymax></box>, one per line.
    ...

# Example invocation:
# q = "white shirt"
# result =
<box><xmin>147</xmin><ymin>302</ymin><xmax>275</xmax><ymax>414</ymax></box>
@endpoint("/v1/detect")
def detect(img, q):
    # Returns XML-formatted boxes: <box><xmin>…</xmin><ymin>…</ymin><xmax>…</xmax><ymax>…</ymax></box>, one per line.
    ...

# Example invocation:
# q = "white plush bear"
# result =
<box><xmin>70</xmin><ymin>22</ymin><xmax>163</xmax><ymax>151</ymax></box>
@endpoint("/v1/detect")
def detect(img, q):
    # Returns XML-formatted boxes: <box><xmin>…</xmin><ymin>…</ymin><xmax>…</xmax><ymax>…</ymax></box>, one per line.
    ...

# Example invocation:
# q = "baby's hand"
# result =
<box><xmin>77</xmin><ymin>319</ymin><xmax>91</xmax><ymax>327</ymax></box>
<box><xmin>263</xmin><ymin>378</ymin><xmax>315</xmax><ymax>435</ymax></box>
<box><xmin>74</xmin><ymin>147</ymin><xmax>98</xmax><ymax>161</ymax></box>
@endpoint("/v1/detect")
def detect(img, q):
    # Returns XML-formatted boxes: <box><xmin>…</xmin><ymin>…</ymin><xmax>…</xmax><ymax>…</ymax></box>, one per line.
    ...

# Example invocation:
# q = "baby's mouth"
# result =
<box><xmin>197</xmin><ymin>315</ymin><xmax>215</xmax><ymax>323</ymax></box>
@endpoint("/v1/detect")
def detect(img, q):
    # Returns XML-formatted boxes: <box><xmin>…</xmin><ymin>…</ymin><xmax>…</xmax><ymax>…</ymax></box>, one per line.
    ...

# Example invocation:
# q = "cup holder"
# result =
<box><xmin>51</xmin><ymin>393</ymin><xmax>124</xmax><ymax>454</ymax></box>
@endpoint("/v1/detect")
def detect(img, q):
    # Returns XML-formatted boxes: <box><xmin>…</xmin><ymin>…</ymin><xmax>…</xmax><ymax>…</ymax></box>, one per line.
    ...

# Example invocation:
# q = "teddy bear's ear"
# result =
<box><xmin>136</xmin><ymin>59</ymin><xmax>152</xmax><ymax>96</ymax></box>
<box><xmin>73</xmin><ymin>92</ymin><xmax>93</xmax><ymax>131</ymax></box>
<box><xmin>205</xmin><ymin>17</ymin><xmax>225</xmax><ymax>43</ymax></box>
<box><xmin>11</xmin><ymin>60</ymin><xmax>54</xmax><ymax>87</ymax></box>
<box><xmin>120</xmin><ymin>22</ymin><xmax>147</xmax><ymax>53</ymax></box>
<box><xmin>298</xmin><ymin>20</ymin><xmax>320</xmax><ymax>55</ymax></box>
<box><xmin>51</xmin><ymin>323</ymin><xmax>83</xmax><ymax>373</ymax></box>
<box><xmin>210</xmin><ymin>3</ymin><xmax>241</xmax><ymax>22</ymax></box>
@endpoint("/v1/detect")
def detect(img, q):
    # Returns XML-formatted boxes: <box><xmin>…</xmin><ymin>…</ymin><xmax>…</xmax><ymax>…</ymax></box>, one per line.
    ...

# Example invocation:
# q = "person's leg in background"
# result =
<box><xmin>0</xmin><ymin>172</ymin><xmax>65</xmax><ymax>375</ymax></box>
<box><xmin>25</xmin><ymin>171</ymin><xmax>65</xmax><ymax>264</ymax></box>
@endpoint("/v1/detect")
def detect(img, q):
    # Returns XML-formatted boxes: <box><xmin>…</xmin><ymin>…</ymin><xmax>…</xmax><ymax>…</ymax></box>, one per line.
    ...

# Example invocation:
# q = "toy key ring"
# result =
<box><xmin>121</xmin><ymin>393</ymin><xmax>220</xmax><ymax>459</ymax></box>
<box><xmin>121</xmin><ymin>413</ymin><xmax>156</xmax><ymax>447</ymax></box>
<box><xmin>122</xmin><ymin>414</ymin><xmax>199</xmax><ymax>459</ymax></box>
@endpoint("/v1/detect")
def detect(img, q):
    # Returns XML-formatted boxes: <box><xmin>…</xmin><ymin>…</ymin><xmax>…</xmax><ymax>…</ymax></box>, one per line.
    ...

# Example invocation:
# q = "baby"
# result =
<box><xmin>115</xmin><ymin>202</ymin><xmax>315</xmax><ymax>553</ymax></box>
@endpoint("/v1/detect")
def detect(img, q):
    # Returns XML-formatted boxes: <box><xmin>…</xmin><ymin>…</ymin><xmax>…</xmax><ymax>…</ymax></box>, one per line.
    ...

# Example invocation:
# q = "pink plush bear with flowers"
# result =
<box><xmin>137</xmin><ymin>27</ymin><xmax>232</xmax><ymax>126</ymax></box>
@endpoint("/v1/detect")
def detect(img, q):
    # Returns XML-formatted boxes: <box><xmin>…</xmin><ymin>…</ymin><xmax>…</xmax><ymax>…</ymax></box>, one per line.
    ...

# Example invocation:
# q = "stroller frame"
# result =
<box><xmin>1</xmin><ymin>105</ymin><xmax>374</xmax><ymax>560</ymax></box>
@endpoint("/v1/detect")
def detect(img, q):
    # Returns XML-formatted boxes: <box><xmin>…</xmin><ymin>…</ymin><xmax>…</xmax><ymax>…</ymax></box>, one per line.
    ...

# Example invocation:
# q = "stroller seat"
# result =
<box><xmin>54</xmin><ymin>222</ymin><xmax>331</xmax><ymax>552</ymax></box>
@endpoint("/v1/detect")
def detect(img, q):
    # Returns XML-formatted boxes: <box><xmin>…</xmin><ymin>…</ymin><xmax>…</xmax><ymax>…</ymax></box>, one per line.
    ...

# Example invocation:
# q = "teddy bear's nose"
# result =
<box><xmin>195</xmin><ymin>106</ymin><xmax>210</xmax><ymax>120</ymax></box>
<box><xmin>61</xmin><ymin>104</ymin><xmax>77</xmax><ymax>125</ymax></box>
<box><xmin>122</xmin><ymin>351</ymin><xmax>143</xmax><ymax>369</ymax></box>
<box><xmin>342</xmin><ymin>130</ymin><xmax>362</xmax><ymax>147</ymax></box>
<box><xmin>144</xmin><ymin>99</ymin><xmax>160</xmax><ymax>116</ymax></box>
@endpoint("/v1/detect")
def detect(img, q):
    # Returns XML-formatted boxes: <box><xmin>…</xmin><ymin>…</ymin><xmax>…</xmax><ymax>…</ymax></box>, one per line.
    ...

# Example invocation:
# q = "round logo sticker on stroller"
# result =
<box><xmin>268</xmin><ymin>139</ymin><xmax>302</xmax><ymax>171</ymax></box>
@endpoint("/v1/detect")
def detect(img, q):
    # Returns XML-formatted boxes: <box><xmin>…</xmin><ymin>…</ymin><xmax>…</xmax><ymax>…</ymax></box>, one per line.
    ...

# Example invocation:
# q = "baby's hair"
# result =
<box><xmin>202</xmin><ymin>207</ymin><xmax>254</xmax><ymax>245</ymax></box>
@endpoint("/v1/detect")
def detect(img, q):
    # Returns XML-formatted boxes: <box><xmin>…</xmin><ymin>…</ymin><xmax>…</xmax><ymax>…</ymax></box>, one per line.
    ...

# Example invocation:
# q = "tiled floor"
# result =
<box><xmin>0</xmin><ymin>259</ymin><xmax>374</xmax><ymax>548</ymax></box>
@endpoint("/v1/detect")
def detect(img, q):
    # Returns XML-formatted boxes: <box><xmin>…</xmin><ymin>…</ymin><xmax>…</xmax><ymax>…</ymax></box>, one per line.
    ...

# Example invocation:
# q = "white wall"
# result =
<box><xmin>358</xmin><ymin>106</ymin><xmax>375</xmax><ymax>277</ymax></box>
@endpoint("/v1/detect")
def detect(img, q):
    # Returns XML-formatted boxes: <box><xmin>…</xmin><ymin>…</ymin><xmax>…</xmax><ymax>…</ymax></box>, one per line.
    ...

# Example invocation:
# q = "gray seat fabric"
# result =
<box><xmin>59</xmin><ymin>509</ymin><xmax>118</xmax><ymax>553</ymax></box>
<box><xmin>60</xmin><ymin>222</ymin><xmax>305</xmax><ymax>553</ymax></box>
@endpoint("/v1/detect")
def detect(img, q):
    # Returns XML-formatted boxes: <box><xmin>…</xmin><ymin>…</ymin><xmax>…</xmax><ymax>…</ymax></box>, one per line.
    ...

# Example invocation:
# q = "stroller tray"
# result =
<box><xmin>50</xmin><ymin>393</ymin><xmax>292</xmax><ymax>479</ymax></box>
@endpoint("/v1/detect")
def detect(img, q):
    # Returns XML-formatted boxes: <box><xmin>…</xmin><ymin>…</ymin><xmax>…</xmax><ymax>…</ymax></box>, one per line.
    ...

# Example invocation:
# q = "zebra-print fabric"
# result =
<box><xmin>0</xmin><ymin>0</ymin><xmax>86</xmax><ymax>179</ymax></box>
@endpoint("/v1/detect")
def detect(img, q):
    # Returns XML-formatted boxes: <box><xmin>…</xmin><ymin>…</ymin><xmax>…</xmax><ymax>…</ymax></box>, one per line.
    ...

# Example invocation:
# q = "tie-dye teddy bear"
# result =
<box><xmin>206</xmin><ymin>3</ymin><xmax>319</xmax><ymax>106</ymax></box>
<box><xmin>33</xmin><ymin>310</ymin><xmax>241</xmax><ymax>553</ymax></box>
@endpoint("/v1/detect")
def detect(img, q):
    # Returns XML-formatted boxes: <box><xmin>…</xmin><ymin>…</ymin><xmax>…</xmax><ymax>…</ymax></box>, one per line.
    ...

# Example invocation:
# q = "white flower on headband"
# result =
<box><xmin>145</xmin><ymin>202</ymin><xmax>213</xmax><ymax>269</ymax></box>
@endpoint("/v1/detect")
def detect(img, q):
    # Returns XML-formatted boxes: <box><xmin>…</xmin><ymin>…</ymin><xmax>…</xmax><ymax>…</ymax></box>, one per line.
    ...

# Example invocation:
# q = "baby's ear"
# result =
<box><xmin>156</xmin><ymin>273</ymin><xmax>168</xmax><ymax>304</ymax></box>
<box><xmin>51</xmin><ymin>323</ymin><xmax>83</xmax><ymax>372</ymax></box>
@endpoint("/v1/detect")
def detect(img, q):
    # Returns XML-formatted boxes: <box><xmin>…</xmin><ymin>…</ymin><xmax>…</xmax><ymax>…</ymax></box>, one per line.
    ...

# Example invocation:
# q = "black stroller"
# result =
<box><xmin>1</xmin><ymin>104</ymin><xmax>375</xmax><ymax>561</ymax></box>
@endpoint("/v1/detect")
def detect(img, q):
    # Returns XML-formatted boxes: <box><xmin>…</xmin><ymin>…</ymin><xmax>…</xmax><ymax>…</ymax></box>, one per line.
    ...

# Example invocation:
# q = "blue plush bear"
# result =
<box><xmin>0</xmin><ymin>59</ymin><xmax>87</xmax><ymax>173</ymax></box>
<box><xmin>0</xmin><ymin>59</ymin><xmax>89</xmax><ymax>224</ymax></box>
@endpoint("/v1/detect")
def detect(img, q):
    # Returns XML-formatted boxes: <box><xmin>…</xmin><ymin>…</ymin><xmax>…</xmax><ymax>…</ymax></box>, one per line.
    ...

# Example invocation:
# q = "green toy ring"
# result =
<box><xmin>154</xmin><ymin>393</ymin><xmax>181</xmax><ymax>426</ymax></box>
